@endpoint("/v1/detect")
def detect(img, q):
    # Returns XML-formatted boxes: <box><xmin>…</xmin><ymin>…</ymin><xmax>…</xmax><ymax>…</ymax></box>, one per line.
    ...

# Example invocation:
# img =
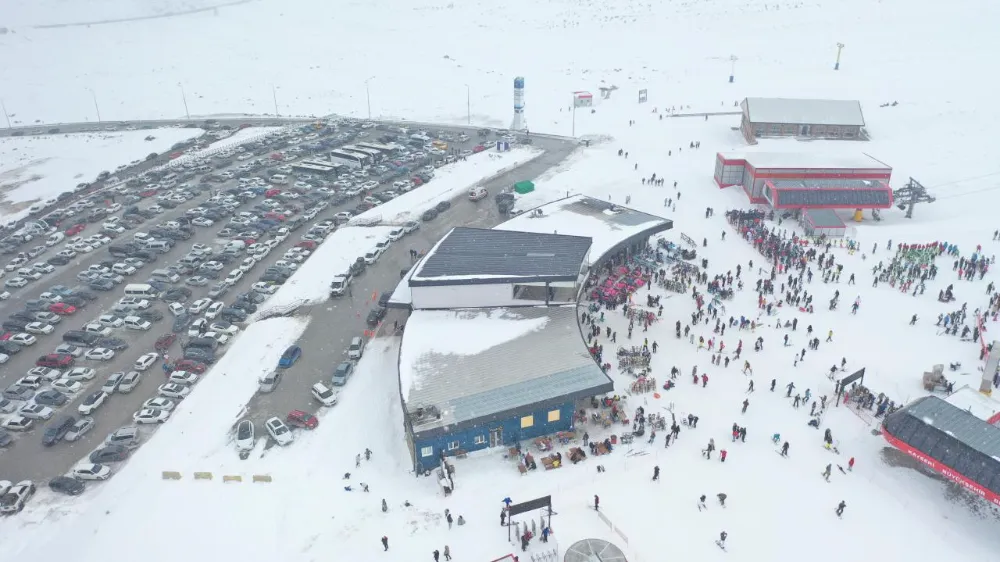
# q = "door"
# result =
<box><xmin>489</xmin><ymin>427</ymin><xmax>503</xmax><ymax>447</ymax></box>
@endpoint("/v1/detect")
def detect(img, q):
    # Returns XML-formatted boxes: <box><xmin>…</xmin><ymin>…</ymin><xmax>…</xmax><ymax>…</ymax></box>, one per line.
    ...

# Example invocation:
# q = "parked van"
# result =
<box><xmin>145</xmin><ymin>240</ymin><xmax>172</xmax><ymax>253</ymax></box>
<box><xmin>270</xmin><ymin>174</ymin><xmax>289</xmax><ymax>185</ymax></box>
<box><xmin>223</xmin><ymin>240</ymin><xmax>246</xmax><ymax>254</ymax></box>
<box><xmin>124</xmin><ymin>283</ymin><xmax>160</xmax><ymax>298</ymax></box>
<box><xmin>150</xmin><ymin>269</ymin><xmax>180</xmax><ymax>283</ymax></box>
<box><xmin>363</xmin><ymin>247</ymin><xmax>381</xmax><ymax>265</ymax></box>
<box><xmin>123</xmin><ymin>316</ymin><xmax>152</xmax><ymax>330</ymax></box>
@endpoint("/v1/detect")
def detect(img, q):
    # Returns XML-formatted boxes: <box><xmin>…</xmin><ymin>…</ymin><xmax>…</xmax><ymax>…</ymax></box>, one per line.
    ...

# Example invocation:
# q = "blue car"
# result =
<box><xmin>278</xmin><ymin>345</ymin><xmax>301</xmax><ymax>368</ymax></box>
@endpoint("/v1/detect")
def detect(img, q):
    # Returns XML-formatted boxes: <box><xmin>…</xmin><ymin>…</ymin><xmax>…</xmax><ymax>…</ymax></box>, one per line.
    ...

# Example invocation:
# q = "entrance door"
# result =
<box><xmin>489</xmin><ymin>427</ymin><xmax>503</xmax><ymax>447</ymax></box>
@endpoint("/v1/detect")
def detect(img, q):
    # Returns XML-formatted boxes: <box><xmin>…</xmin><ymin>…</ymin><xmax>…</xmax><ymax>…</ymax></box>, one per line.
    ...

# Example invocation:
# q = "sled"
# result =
<box><xmin>715</xmin><ymin>540</ymin><xmax>727</xmax><ymax>551</ymax></box>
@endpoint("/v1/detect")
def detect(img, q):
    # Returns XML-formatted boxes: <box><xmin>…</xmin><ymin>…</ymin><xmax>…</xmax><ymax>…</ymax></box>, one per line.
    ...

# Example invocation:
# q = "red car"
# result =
<box><xmin>65</xmin><ymin>224</ymin><xmax>86</xmax><ymax>236</ymax></box>
<box><xmin>472</xmin><ymin>144</ymin><xmax>486</xmax><ymax>153</ymax></box>
<box><xmin>172</xmin><ymin>359</ymin><xmax>207</xmax><ymax>374</ymax></box>
<box><xmin>296</xmin><ymin>240</ymin><xmax>317</xmax><ymax>251</ymax></box>
<box><xmin>264</xmin><ymin>212</ymin><xmax>286</xmax><ymax>222</ymax></box>
<box><xmin>286</xmin><ymin>410</ymin><xmax>318</xmax><ymax>430</ymax></box>
<box><xmin>265</xmin><ymin>189</ymin><xmax>281</xmax><ymax>198</ymax></box>
<box><xmin>154</xmin><ymin>333</ymin><xmax>177</xmax><ymax>353</ymax></box>
<box><xmin>411</xmin><ymin>177</ymin><xmax>424</xmax><ymax>186</ymax></box>
<box><xmin>49</xmin><ymin>303</ymin><xmax>77</xmax><ymax>316</ymax></box>
<box><xmin>139</xmin><ymin>189</ymin><xmax>157</xmax><ymax>198</ymax></box>
<box><xmin>37</xmin><ymin>353</ymin><xmax>75</xmax><ymax>368</ymax></box>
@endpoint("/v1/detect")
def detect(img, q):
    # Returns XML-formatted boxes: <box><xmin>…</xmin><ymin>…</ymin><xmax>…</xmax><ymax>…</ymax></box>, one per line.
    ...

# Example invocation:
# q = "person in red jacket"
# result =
<box><xmin>702</xmin><ymin>373</ymin><xmax>709</xmax><ymax>387</ymax></box>
<box><xmin>848</xmin><ymin>457</ymin><xmax>855</xmax><ymax>471</ymax></box>
<box><xmin>720</xmin><ymin>450</ymin><xmax>728</xmax><ymax>463</ymax></box>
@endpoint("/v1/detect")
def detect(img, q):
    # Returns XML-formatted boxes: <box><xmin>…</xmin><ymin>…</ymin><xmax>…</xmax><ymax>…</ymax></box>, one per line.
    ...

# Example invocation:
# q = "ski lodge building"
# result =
<box><xmin>389</xmin><ymin>196</ymin><xmax>671</xmax><ymax>474</ymax></box>
<box><xmin>740</xmin><ymin>97</ymin><xmax>867</xmax><ymax>143</ymax></box>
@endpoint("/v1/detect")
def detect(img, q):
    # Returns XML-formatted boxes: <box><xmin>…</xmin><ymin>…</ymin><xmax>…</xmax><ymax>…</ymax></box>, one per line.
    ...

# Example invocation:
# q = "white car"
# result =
<box><xmin>24</xmin><ymin>322</ymin><xmax>54</xmax><ymax>335</ymax></box>
<box><xmin>85</xmin><ymin>348</ymin><xmax>116</xmax><ymax>361</ymax></box>
<box><xmin>157</xmin><ymin>383</ymin><xmax>191</xmax><ymax>399</ymax></box>
<box><xmin>134</xmin><ymin>352</ymin><xmax>160</xmax><ymax>371</ymax></box>
<box><xmin>98</xmin><ymin>315</ymin><xmax>125</xmax><ymax>328</ymax></box>
<box><xmin>188</xmin><ymin>318</ymin><xmax>207</xmax><ymax>337</ymax></box>
<box><xmin>188</xmin><ymin>298</ymin><xmax>211</xmax><ymax>314</ymax></box>
<box><xmin>55</xmin><ymin>343</ymin><xmax>84</xmax><ymax>357</ymax></box>
<box><xmin>192</xmin><ymin>217</ymin><xmax>215</xmax><ymax>227</ymax></box>
<box><xmin>190</xmin><ymin>243</ymin><xmax>212</xmax><ymax>255</ymax></box>
<box><xmin>251</xmin><ymin>282</ymin><xmax>279</xmax><ymax>295</ymax></box>
<box><xmin>167</xmin><ymin>302</ymin><xmax>187</xmax><ymax>316</ymax></box>
<box><xmin>202</xmin><ymin>331</ymin><xmax>230</xmax><ymax>345</ymax></box>
<box><xmin>52</xmin><ymin>379</ymin><xmax>85</xmax><ymax>394</ymax></box>
<box><xmin>64</xmin><ymin>418</ymin><xmax>96</xmax><ymax>442</ymax></box>
<box><xmin>0</xmin><ymin>353</ymin><xmax>9</xmax><ymax>364</ymax></box>
<box><xmin>2</xmin><ymin>415</ymin><xmax>33</xmax><ymax>431</ymax></box>
<box><xmin>32</xmin><ymin>262</ymin><xmax>55</xmax><ymax>274</ymax></box>
<box><xmin>133</xmin><ymin>408</ymin><xmax>170</xmax><ymax>424</ymax></box>
<box><xmin>72</xmin><ymin>463</ymin><xmax>111</xmax><ymax>480</ymax></box>
<box><xmin>223</xmin><ymin>269</ymin><xmax>244</xmax><ymax>285</ymax></box>
<box><xmin>27</xmin><ymin>367</ymin><xmax>61</xmax><ymax>381</ymax></box>
<box><xmin>265</xmin><ymin>416</ymin><xmax>294</xmax><ymax>446</ymax></box>
<box><xmin>208</xmin><ymin>322</ymin><xmax>239</xmax><ymax>335</ymax></box>
<box><xmin>142</xmin><ymin>397</ymin><xmax>176</xmax><ymax>411</ymax></box>
<box><xmin>15</xmin><ymin>375</ymin><xmax>43</xmax><ymax>389</ymax></box>
<box><xmin>118</xmin><ymin>297</ymin><xmax>151</xmax><ymax>310</ymax></box>
<box><xmin>5</xmin><ymin>277</ymin><xmax>28</xmax><ymax>288</ymax></box>
<box><xmin>204</xmin><ymin>301</ymin><xmax>224</xmax><ymax>319</ymax></box>
<box><xmin>19</xmin><ymin>404</ymin><xmax>54</xmax><ymax>420</ymax></box>
<box><xmin>168</xmin><ymin>371</ymin><xmax>199</xmax><ymax>385</ymax></box>
<box><xmin>78</xmin><ymin>390</ymin><xmax>109</xmax><ymax>414</ymax></box>
<box><xmin>311</xmin><ymin>382</ymin><xmax>339</xmax><ymax>406</ymax></box>
<box><xmin>64</xmin><ymin>367</ymin><xmax>97</xmax><ymax>381</ymax></box>
<box><xmin>82</xmin><ymin>323</ymin><xmax>113</xmax><ymax>337</ymax></box>
<box><xmin>238</xmin><ymin>257</ymin><xmax>257</xmax><ymax>273</ymax></box>
<box><xmin>9</xmin><ymin>333</ymin><xmax>37</xmax><ymax>346</ymax></box>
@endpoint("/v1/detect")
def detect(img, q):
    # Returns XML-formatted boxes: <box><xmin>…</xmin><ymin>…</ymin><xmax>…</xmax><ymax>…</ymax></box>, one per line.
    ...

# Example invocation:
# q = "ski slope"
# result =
<box><xmin>2</xmin><ymin>0</ymin><xmax>1000</xmax><ymax>559</ymax></box>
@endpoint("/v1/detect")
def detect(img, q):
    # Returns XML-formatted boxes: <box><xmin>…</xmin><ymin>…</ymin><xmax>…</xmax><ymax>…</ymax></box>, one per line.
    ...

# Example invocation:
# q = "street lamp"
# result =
<box><xmin>88</xmin><ymin>89</ymin><xmax>102</xmax><ymax>123</ymax></box>
<box><xmin>272</xmin><ymin>85</ymin><xmax>280</xmax><ymax>117</ymax></box>
<box><xmin>0</xmin><ymin>99</ymin><xmax>11</xmax><ymax>129</ymax></box>
<box><xmin>835</xmin><ymin>43</ymin><xmax>845</xmax><ymax>71</ymax></box>
<box><xmin>464</xmin><ymin>84</ymin><xmax>471</xmax><ymax>125</ymax></box>
<box><xmin>365</xmin><ymin>76</ymin><xmax>375</xmax><ymax>120</ymax></box>
<box><xmin>729</xmin><ymin>55</ymin><xmax>738</xmax><ymax>83</ymax></box>
<box><xmin>178</xmin><ymin>83</ymin><xmax>191</xmax><ymax>120</ymax></box>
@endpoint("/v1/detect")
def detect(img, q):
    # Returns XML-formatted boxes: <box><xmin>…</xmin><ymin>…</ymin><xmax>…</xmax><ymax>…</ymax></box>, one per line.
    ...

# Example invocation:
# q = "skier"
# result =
<box><xmin>717</xmin><ymin>531</ymin><xmax>728</xmax><ymax>550</ymax></box>
<box><xmin>356</xmin><ymin>453</ymin><xmax>361</xmax><ymax>467</ymax></box>
<box><xmin>747</xmin><ymin>380</ymin><xmax>754</xmax><ymax>393</ymax></box>
<box><xmin>742</xmin><ymin>399</ymin><xmax>750</xmax><ymax>414</ymax></box>
<box><xmin>720</xmin><ymin>449</ymin><xmax>728</xmax><ymax>463</ymax></box>
<box><xmin>501</xmin><ymin>509</ymin><xmax>507</xmax><ymax>526</ymax></box>
<box><xmin>652</xmin><ymin>466</ymin><xmax>660</xmax><ymax>481</ymax></box>
<box><xmin>382</xmin><ymin>499</ymin><xmax>388</xmax><ymax>512</ymax></box>
<box><xmin>698</xmin><ymin>494</ymin><xmax>708</xmax><ymax>511</ymax></box>
<box><xmin>848</xmin><ymin>457</ymin><xmax>855</xmax><ymax>471</ymax></box>
<box><xmin>434</xmin><ymin>549</ymin><xmax>440</xmax><ymax>562</ymax></box>
<box><xmin>382</xmin><ymin>536</ymin><xmax>389</xmax><ymax>551</ymax></box>
<box><xmin>836</xmin><ymin>500</ymin><xmax>847</xmax><ymax>517</ymax></box>
<box><xmin>594</xmin><ymin>495</ymin><xmax>600</xmax><ymax>510</ymax></box>
<box><xmin>444</xmin><ymin>545</ymin><xmax>452</xmax><ymax>561</ymax></box>
<box><xmin>365</xmin><ymin>448</ymin><xmax>372</xmax><ymax>460</ymax></box>
<box><xmin>910</xmin><ymin>314</ymin><xmax>918</xmax><ymax>325</ymax></box>
<box><xmin>717</xmin><ymin>493</ymin><xmax>727</xmax><ymax>507</ymax></box>
<box><xmin>822</xmin><ymin>464</ymin><xmax>832</xmax><ymax>482</ymax></box>
<box><xmin>781</xmin><ymin>441</ymin><xmax>790</xmax><ymax>456</ymax></box>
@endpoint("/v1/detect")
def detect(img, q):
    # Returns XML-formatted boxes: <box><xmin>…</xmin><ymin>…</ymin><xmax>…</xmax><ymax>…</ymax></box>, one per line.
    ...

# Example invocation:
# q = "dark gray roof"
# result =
<box><xmin>400</xmin><ymin>307</ymin><xmax>613</xmax><ymax>437</ymax></box>
<box><xmin>772</xmin><ymin>188</ymin><xmax>892</xmax><ymax>208</ymax></box>
<box><xmin>411</xmin><ymin>227</ymin><xmax>592</xmax><ymax>283</ymax></box>
<box><xmin>802</xmin><ymin>209</ymin><xmax>845</xmax><ymax>228</ymax></box>
<box><xmin>899</xmin><ymin>396</ymin><xmax>1000</xmax><ymax>459</ymax></box>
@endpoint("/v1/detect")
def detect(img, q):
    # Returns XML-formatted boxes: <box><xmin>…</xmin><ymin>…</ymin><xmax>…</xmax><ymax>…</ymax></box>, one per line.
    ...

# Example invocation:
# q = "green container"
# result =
<box><xmin>513</xmin><ymin>181</ymin><xmax>535</xmax><ymax>195</ymax></box>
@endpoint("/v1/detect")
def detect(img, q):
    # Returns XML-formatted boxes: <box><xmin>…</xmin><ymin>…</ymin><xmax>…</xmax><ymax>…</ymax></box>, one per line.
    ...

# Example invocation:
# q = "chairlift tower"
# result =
<box><xmin>892</xmin><ymin>177</ymin><xmax>935</xmax><ymax>219</ymax></box>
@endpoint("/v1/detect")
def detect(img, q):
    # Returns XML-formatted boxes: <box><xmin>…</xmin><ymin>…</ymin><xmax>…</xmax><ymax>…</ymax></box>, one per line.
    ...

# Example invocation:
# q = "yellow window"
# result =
<box><xmin>547</xmin><ymin>410</ymin><xmax>560</xmax><ymax>422</ymax></box>
<box><xmin>520</xmin><ymin>415</ymin><xmax>534</xmax><ymax>428</ymax></box>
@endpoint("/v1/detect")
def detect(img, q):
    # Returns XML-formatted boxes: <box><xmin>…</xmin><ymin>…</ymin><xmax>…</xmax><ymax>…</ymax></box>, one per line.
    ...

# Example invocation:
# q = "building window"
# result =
<box><xmin>513</xmin><ymin>284</ymin><xmax>548</xmax><ymax>301</ymax></box>
<box><xmin>420</xmin><ymin>446</ymin><xmax>434</xmax><ymax>457</ymax></box>
<box><xmin>548</xmin><ymin>409</ymin><xmax>560</xmax><ymax>422</ymax></box>
<box><xmin>448</xmin><ymin>441</ymin><xmax>460</xmax><ymax>451</ymax></box>
<box><xmin>474</xmin><ymin>435</ymin><xmax>486</xmax><ymax>445</ymax></box>
<box><xmin>770</xmin><ymin>124</ymin><xmax>780</xmax><ymax>135</ymax></box>
<box><xmin>520</xmin><ymin>415</ymin><xmax>534</xmax><ymax>429</ymax></box>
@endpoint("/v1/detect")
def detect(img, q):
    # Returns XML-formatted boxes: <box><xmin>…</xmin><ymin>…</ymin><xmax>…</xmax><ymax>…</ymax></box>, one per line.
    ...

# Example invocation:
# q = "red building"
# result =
<box><xmin>714</xmin><ymin>152</ymin><xmax>893</xmax><ymax>209</ymax></box>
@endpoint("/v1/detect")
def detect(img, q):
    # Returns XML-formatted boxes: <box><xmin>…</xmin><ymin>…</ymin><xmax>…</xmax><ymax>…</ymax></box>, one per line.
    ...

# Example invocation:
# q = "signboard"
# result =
<box><xmin>573</xmin><ymin>91</ymin><xmax>593</xmax><ymax>108</ymax></box>
<box><xmin>638</xmin><ymin>89</ymin><xmax>648</xmax><ymax>103</ymax></box>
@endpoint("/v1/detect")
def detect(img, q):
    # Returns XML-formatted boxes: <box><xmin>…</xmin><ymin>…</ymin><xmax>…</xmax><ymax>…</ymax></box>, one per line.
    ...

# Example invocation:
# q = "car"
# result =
<box><xmin>19</xmin><ymin>404</ymin><xmax>54</xmax><ymax>420</ymax></box>
<box><xmin>278</xmin><ymin>345</ymin><xmax>302</xmax><ymax>368</ymax></box>
<box><xmin>15</xmin><ymin>375</ymin><xmax>43</xmax><ymax>389</ymax></box>
<box><xmin>2</xmin><ymin>415</ymin><xmax>34</xmax><ymax>431</ymax></box>
<box><xmin>188</xmin><ymin>298</ymin><xmax>212</xmax><ymax>314</ymax></box>
<box><xmin>133</xmin><ymin>408</ymin><xmax>170</xmax><ymax>424</ymax></box>
<box><xmin>89</xmin><ymin>445</ymin><xmax>129</xmax><ymax>464</ymax></box>
<box><xmin>104</xmin><ymin>426</ymin><xmax>141</xmax><ymax>449</ymax></box>
<box><xmin>223</xmin><ymin>269</ymin><xmax>244</xmax><ymax>285</ymax></box>
<box><xmin>118</xmin><ymin>297</ymin><xmax>151</xmax><ymax>310</ymax></box>
<box><xmin>136</xmin><ymin>309</ymin><xmax>164</xmax><ymax>322</ymax></box>
<box><xmin>33</xmin><ymin>389</ymin><xmax>68</xmax><ymax>407</ymax></box>
<box><xmin>5</xmin><ymin>277</ymin><xmax>28</xmax><ymax>289</ymax></box>
<box><xmin>64</xmin><ymin>417</ymin><xmax>96</xmax><ymax>442</ymax></box>
<box><xmin>187</xmin><ymin>318</ymin><xmax>207</xmax><ymax>337</ymax></box>
<box><xmin>134</xmin><ymin>352</ymin><xmax>160</xmax><ymax>371</ymax></box>
<box><xmin>98</xmin><ymin>314</ymin><xmax>125</xmax><ymax>328</ymax></box>
<box><xmin>123</xmin><ymin>316</ymin><xmax>151</xmax><ymax>330</ymax></box>
<box><xmin>3</xmin><ymin>384</ymin><xmax>35</xmax><ymax>401</ymax></box>
<box><xmin>78</xmin><ymin>390</ymin><xmax>110</xmax><ymax>414</ymax></box>
<box><xmin>49</xmin><ymin>302</ymin><xmax>77</xmax><ymax>315</ymax></box>
<box><xmin>265</xmin><ymin>416</ymin><xmax>293</xmax><ymax>446</ymax></box>
<box><xmin>311</xmin><ymin>382</ymin><xmax>339</xmax><ymax>406</ymax></box>
<box><xmin>36</xmin><ymin>353</ymin><xmax>74</xmax><ymax>368</ymax></box>
<box><xmin>172</xmin><ymin>359</ymin><xmax>207</xmax><ymax>374</ymax></box>
<box><xmin>33</xmin><ymin>311</ymin><xmax>62</xmax><ymax>324</ymax></box>
<box><xmin>155</xmin><ymin>333</ymin><xmax>177</xmax><ymax>352</ymax></box>
<box><xmin>421</xmin><ymin>209</ymin><xmax>438</xmax><ymax>221</ymax></box>
<box><xmin>48</xmin><ymin>476</ymin><xmax>85</xmax><ymax>496</ymax></box>
<box><xmin>101</xmin><ymin>372</ymin><xmax>125</xmax><ymax>393</ymax></box>
<box><xmin>366</xmin><ymin>307</ymin><xmax>387</xmax><ymax>327</ymax></box>
<box><xmin>8</xmin><ymin>332</ymin><xmax>36</xmax><ymax>346</ymax></box>
<box><xmin>0</xmin><ymin>480</ymin><xmax>37</xmax><ymax>513</ymax></box>
<box><xmin>158</xmin><ymin>383</ymin><xmax>191</xmax><ymax>399</ymax></box>
<box><xmin>168</xmin><ymin>302</ymin><xmax>187</xmax><ymax>316</ymax></box>
<box><xmin>85</xmin><ymin>348</ymin><xmax>116</xmax><ymax>361</ymax></box>
<box><xmin>118</xmin><ymin>371</ymin><xmax>142</xmax><ymax>393</ymax></box>
<box><xmin>55</xmin><ymin>343</ymin><xmax>84</xmax><ymax>357</ymax></box>
<box><xmin>42</xmin><ymin>415</ymin><xmax>76</xmax><ymax>446</ymax></box>
<box><xmin>168</xmin><ymin>371</ymin><xmax>199</xmax><ymax>385</ymax></box>
<box><xmin>64</xmin><ymin>367</ymin><xmax>97</xmax><ymax>381</ymax></box>
<box><xmin>186</xmin><ymin>275</ymin><xmax>209</xmax><ymax>287</ymax></box>
<box><xmin>83</xmin><ymin>322</ymin><xmax>113</xmax><ymax>336</ymax></box>
<box><xmin>332</xmin><ymin>361</ymin><xmax>353</xmax><ymax>386</ymax></box>
<box><xmin>208</xmin><ymin>321</ymin><xmax>239</xmax><ymax>335</ymax></box>
<box><xmin>204</xmin><ymin>301</ymin><xmax>225</xmax><ymax>319</ymax></box>
<box><xmin>24</xmin><ymin>322</ymin><xmax>54</xmax><ymax>335</ymax></box>
<box><xmin>72</xmin><ymin>462</ymin><xmax>111</xmax><ymax>480</ymax></box>
<box><xmin>286</xmin><ymin>409</ymin><xmax>318</xmax><ymax>429</ymax></box>
<box><xmin>27</xmin><ymin>366</ymin><xmax>61</xmax><ymax>381</ymax></box>
<box><xmin>88</xmin><ymin>278</ymin><xmax>116</xmax><ymax>291</ymax></box>
<box><xmin>259</xmin><ymin>370</ymin><xmax>282</xmax><ymax>393</ymax></box>
<box><xmin>142</xmin><ymin>397</ymin><xmax>175</xmax><ymax>411</ymax></box>
<box><xmin>96</xmin><ymin>337</ymin><xmax>129</xmax><ymax>350</ymax></box>
<box><xmin>252</xmin><ymin>281</ymin><xmax>279</xmax><ymax>295</ymax></box>
<box><xmin>236</xmin><ymin>419</ymin><xmax>255</xmax><ymax>451</ymax></box>
<box><xmin>0</xmin><ymin>398</ymin><xmax>16</xmax><ymax>413</ymax></box>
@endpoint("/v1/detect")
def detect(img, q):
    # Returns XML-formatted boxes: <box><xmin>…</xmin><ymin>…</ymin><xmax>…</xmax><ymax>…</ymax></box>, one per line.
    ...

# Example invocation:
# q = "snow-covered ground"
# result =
<box><xmin>205</xmin><ymin>126</ymin><xmax>284</xmax><ymax>151</ymax></box>
<box><xmin>0</xmin><ymin>129</ymin><xmax>203</xmax><ymax>221</ymax></box>
<box><xmin>3</xmin><ymin>0</ymin><xmax>1000</xmax><ymax>559</ymax></box>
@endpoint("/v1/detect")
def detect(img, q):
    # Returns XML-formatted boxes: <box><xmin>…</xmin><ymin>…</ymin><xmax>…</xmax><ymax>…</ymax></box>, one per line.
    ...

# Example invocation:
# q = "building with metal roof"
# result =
<box><xmin>765</xmin><ymin>178</ymin><xmax>894</xmax><ymax>210</ymax></box>
<box><xmin>740</xmin><ymin>97</ymin><xmax>867</xmax><ymax>143</ymax></box>
<box><xmin>800</xmin><ymin>209</ymin><xmax>847</xmax><ymax>237</ymax></box>
<box><xmin>399</xmin><ymin>306</ymin><xmax>613</xmax><ymax>473</ymax></box>
<box><xmin>882</xmin><ymin>395</ymin><xmax>1000</xmax><ymax>506</ymax></box>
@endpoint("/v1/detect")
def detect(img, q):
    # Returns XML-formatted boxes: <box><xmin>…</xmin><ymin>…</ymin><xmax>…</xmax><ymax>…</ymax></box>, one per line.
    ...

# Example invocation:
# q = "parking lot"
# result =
<box><xmin>0</xmin><ymin>119</ymin><xmax>577</xmax><ymax>487</ymax></box>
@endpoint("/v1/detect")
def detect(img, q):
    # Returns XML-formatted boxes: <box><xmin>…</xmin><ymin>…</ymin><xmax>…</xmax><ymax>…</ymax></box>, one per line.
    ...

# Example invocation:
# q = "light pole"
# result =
<box><xmin>729</xmin><ymin>55</ymin><xmax>738</xmax><ymax>83</ymax></box>
<box><xmin>571</xmin><ymin>94</ymin><xmax>577</xmax><ymax>137</ymax></box>
<box><xmin>88</xmin><ymin>89</ymin><xmax>102</xmax><ymax>123</ymax></box>
<box><xmin>272</xmin><ymin>85</ymin><xmax>280</xmax><ymax>117</ymax></box>
<box><xmin>178</xmin><ymin>83</ymin><xmax>190</xmax><ymax>120</ymax></box>
<box><xmin>835</xmin><ymin>43</ymin><xmax>845</xmax><ymax>70</ymax></box>
<box><xmin>0</xmin><ymin>99</ymin><xmax>11</xmax><ymax>129</ymax></box>
<box><xmin>464</xmin><ymin>84</ymin><xmax>471</xmax><ymax>125</ymax></box>
<box><xmin>365</xmin><ymin>76</ymin><xmax>375</xmax><ymax>120</ymax></box>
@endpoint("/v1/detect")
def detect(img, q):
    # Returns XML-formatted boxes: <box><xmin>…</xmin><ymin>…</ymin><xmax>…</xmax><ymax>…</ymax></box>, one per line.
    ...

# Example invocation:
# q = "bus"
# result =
<box><xmin>291</xmin><ymin>161</ymin><xmax>339</xmax><ymax>176</ymax></box>
<box><xmin>329</xmin><ymin>149</ymin><xmax>367</xmax><ymax>169</ymax></box>
<box><xmin>356</xmin><ymin>142</ymin><xmax>402</xmax><ymax>157</ymax></box>
<box><xmin>342</xmin><ymin>145</ymin><xmax>382</xmax><ymax>164</ymax></box>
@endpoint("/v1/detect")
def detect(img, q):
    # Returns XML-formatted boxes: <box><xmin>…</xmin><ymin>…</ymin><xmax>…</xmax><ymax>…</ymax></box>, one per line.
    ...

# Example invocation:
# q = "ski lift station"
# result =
<box><xmin>739</xmin><ymin>97</ymin><xmax>868</xmax><ymax>143</ymax></box>
<box><xmin>389</xmin><ymin>196</ymin><xmax>671</xmax><ymax>473</ymax></box>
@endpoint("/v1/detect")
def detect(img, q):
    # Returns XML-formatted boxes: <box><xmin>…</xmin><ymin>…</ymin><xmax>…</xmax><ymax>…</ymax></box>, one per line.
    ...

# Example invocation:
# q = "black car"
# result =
<box><xmin>220</xmin><ymin>308</ymin><xmax>248</xmax><ymax>323</ymax></box>
<box><xmin>350</xmin><ymin>257</ymin><xmax>366</xmax><ymax>276</ymax></box>
<box><xmin>63</xmin><ymin>331</ymin><xmax>101</xmax><ymax>346</ymax></box>
<box><xmin>237</xmin><ymin>291</ymin><xmax>266</xmax><ymax>304</ymax></box>
<box><xmin>378</xmin><ymin>292</ymin><xmax>392</xmax><ymax>308</ymax></box>
<box><xmin>435</xmin><ymin>200</ymin><xmax>452</xmax><ymax>212</ymax></box>
<box><xmin>49</xmin><ymin>476</ymin><xmax>85</xmax><ymax>496</ymax></box>
<box><xmin>421</xmin><ymin>209</ymin><xmax>439</xmax><ymax>221</ymax></box>
<box><xmin>137</xmin><ymin>309</ymin><xmax>164</xmax><ymax>322</ymax></box>
<box><xmin>163</xmin><ymin>289</ymin><xmax>192</xmax><ymax>303</ymax></box>
<box><xmin>183</xmin><ymin>347</ymin><xmax>215</xmax><ymax>364</ymax></box>
<box><xmin>73</xmin><ymin>289</ymin><xmax>98</xmax><ymax>301</ymax></box>
<box><xmin>90</xmin><ymin>444</ymin><xmax>129</xmax><ymax>463</ymax></box>
<box><xmin>96</xmin><ymin>337</ymin><xmax>129</xmax><ymax>350</ymax></box>
<box><xmin>34</xmin><ymin>390</ymin><xmax>68</xmax><ymax>407</ymax></box>
<box><xmin>366</xmin><ymin>307</ymin><xmax>387</xmax><ymax>327</ymax></box>
<box><xmin>0</xmin><ymin>342</ymin><xmax>22</xmax><ymax>355</ymax></box>
<box><xmin>61</xmin><ymin>296</ymin><xmax>87</xmax><ymax>308</ymax></box>
<box><xmin>230</xmin><ymin>300</ymin><xmax>257</xmax><ymax>314</ymax></box>
<box><xmin>3</xmin><ymin>320</ymin><xmax>29</xmax><ymax>332</ymax></box>
<box><xmin>47</xmin><ymin>255</ymin><xmax>71</xmax><ymax>266</ymax></box>
<box><xmin>171</xmin><ymin>313</ymin><xmax>193</xmax><ymax>333</ymax></box>
<box><xmin>42</xmin><ymin>416</ymin><xmax>76</xmax><ymax>446</ymax></box>
<box><xmin>88</xmin><ymin>279</ymin><xmax>116</xmax><ymax>291</ymax></box>
<box><xmin>259</xmin><ymin>273</ymin><xmax>287</xmax><ymax>284</ymax></box>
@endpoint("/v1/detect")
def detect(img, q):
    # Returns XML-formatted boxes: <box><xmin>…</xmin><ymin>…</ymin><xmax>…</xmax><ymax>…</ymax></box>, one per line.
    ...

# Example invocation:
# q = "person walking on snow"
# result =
<box><xmin>653</xmin><ymin>465</ymin><xmax>660</xmax><ymax>481</ymax></box>
<box><xmin>781</xmin><ymin>441</ymin><xmax>790</xmax><ymax>456</ymax></box>
<box><xmin>594</xmin><ymin>495</ymin><xmax>600</xmax><ymax>510</ymax></box>
<box><xmin>717</xmin><ymin>493</ymin><xmax>727</xmax><ymax>507</ymax></box>
<box><xmin>382</xmin><ymin>536</ymin><xmax>389</xmax><ymax>551</ymax></box>
<box><xmin>836</xmin><ymin>500</ymin><xmax>847</xmax><ymax>517</ymax></box>
<box><xmin>822</xmin><ymin>464</ymin><xmax>832</xmax><ymax>481</ymax></box>
<box><xmin>848</xmin><ymin>457</ymin><xmax>855</xmax><ymax>471</ymax></box>
<box><xmin>827</xmin><ymin>330</ymin><xmax>833</xmax><ymax>342</ymax></box>
<box><xmin>742</xmin><ymin>399</ymin><xmax>750</xmax><ymax>414</ymax></box>
<box><xmin>444</xmin><ymin>546</ymin><xmax>452</xmax><ymax>561</ymax></box>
